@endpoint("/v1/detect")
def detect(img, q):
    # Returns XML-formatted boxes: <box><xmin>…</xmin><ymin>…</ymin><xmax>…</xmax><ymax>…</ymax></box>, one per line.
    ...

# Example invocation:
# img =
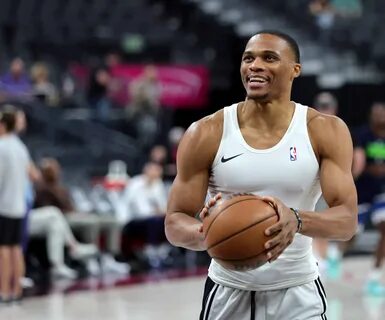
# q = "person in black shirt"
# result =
<box><xmin>353</xmin><ymin>102</ymin><xmax>385</xmax><ymax>295</ymax></box>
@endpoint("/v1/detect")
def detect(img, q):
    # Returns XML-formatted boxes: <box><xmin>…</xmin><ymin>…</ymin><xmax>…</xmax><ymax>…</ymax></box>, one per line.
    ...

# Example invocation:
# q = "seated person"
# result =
<box><xmin>31</xmin><ymin>158</ymin><xmax>129</xmax><ymax>276</ymax></box>
<box><xmin>120</xmin><ymin>162</ymin><xmax>169</xmax><ymax>267</ymax></box>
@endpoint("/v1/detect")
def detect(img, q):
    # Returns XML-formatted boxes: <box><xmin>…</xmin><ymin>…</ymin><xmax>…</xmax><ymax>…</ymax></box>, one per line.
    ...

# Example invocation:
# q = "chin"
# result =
<box><xmin>246</xmin><ymin>92</ymin><xmax>269</xmax><ymax>101</ymax></box>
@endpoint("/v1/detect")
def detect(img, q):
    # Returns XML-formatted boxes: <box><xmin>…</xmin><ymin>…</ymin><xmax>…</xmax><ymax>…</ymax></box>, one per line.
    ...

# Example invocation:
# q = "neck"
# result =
<box><xmin>239</xmin><ymin>98</ymin><xmax>295</xmax><ymax>129</ymax></box>
<box><xmin>0</xmin><ymin>131</ymin><xmax>11</xmax><ymax>137</ymax></box>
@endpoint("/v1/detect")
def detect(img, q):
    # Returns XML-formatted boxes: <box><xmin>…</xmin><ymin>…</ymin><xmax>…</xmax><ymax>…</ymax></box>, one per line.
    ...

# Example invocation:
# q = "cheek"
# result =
<box><xmin>240</xmin><ymin>64</ymin><xmax>246</xmax><ymax>76</ymax></box>
<box><xmin>275</xmin><ymin>68</ymin><xmax>294</xmax><ymax>84</ymax></box>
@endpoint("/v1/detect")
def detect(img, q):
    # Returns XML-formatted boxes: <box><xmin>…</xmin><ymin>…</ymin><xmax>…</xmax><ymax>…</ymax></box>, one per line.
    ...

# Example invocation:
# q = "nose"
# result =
<box><xmin>249</xmin><ymin>57</ymin><xmax>265</xmax><ymax>71</ymax></box>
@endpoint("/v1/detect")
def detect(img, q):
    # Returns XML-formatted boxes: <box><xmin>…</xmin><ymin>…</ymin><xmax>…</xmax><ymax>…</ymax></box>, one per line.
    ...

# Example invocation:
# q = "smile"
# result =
<box><xmin>247</xmin><ymin>75</ymin><xmax>269</xmax><ymax>84</ymax></box>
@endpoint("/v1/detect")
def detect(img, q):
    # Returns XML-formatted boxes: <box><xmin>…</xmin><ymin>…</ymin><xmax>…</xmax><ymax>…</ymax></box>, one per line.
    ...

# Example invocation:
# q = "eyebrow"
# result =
<box><xmin>242</xmin><ymin>50</ymin><xmax>280</xmax><ymax>56</ymax></box>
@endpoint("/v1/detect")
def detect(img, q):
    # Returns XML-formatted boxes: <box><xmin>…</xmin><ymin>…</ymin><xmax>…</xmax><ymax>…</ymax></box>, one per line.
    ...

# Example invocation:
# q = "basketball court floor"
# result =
<box><xmin>1</xmin><ymin>256</ymin><xmax>384</xmax><ymax>320</ymax></box>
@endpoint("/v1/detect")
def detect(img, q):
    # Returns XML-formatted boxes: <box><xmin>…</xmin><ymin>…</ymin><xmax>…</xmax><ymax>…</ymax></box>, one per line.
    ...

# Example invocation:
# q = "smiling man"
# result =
<box><xmin>165</xmin><ymin>30</ymin><xmax>357</xmax><ymax>320</ymax></box>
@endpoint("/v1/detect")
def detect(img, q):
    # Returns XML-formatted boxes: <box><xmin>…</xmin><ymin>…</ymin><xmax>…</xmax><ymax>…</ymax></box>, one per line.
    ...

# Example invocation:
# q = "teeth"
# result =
<box><xmin>248</xmin><ymin>76</ymin><xmax>268</xmax><ymax>83</ymax></box>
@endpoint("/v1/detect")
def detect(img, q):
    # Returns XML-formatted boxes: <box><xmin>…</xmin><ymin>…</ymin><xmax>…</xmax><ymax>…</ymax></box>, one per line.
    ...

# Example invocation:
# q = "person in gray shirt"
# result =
<box><xmin>0</xmin><ymin>107</ymin><xmax>30</xmax><ymax>303</ymax></box>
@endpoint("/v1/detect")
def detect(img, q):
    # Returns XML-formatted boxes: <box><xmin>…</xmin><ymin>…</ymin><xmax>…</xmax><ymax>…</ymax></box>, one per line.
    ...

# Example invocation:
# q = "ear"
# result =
<box><xmin>292</xmin><ymin>63</ymin><xmax>301</xmax><ymax>79</ymax></box>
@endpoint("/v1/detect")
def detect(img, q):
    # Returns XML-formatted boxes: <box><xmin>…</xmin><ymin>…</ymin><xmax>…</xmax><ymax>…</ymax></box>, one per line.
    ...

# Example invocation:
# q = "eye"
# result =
<box><xmin>264</xmin><ymin>54</ymin><xmax>278</xmax><ymax>62</ymax></box>
<box><xmin>242</xmin><ymin>55</ymin><xmax>253</xmax><ymax>63</ymax></box>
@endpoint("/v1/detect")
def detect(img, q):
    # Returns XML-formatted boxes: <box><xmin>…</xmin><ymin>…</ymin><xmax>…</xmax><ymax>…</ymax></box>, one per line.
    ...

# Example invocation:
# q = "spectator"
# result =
<box><xmin>0</xmin><ymin>58</ymin><xmax>32</xmax><ymax>102</ymax></box>
<box><xmin>120</xmin><ymin>162</ymin><xmax>169</xmax><ymax>268</ymax></box>
<box><xmin>313</xmin><ymin>91</ymin><xmax>338</xmax><ymax>116</ymax></box>
<box><xmin>30</xmin><ymin>62</ymin><xmax>59</xmax><ymax>107</ymax></box>
<box><xmin>105</xmin><ymin>52</ymin><xmax>122</xmax><ymax>70</ymax></box>
<box><xmin>0</xmin><ymin>107</ymin><xmax>30</xmax><ymax>303</ymax></box>
<box><xmin>87</xmin><ymin>67</ymin><xmax>112</xmax><ymax>122</ymax></box>
<box><xmin>127</xmin><ymin>66</ymin><xmax>161</xmax><ymax>147</ymax></box>
<box><xmin>14</xmin><ymin>109</ymin><xmax>41</xmax><ymax>289</ymax></box>
<box><xmin>353</xmin><ymin>102</ymin><xmax>385</xmax><ymax>295</ymax></box>
<box><xmin>35</xmin><ymin>158</ymin><xmax>129</xmax><ymax>276</ymax></box>
<box><xmin>309</xmin><ymin>0</ymin><xmax>336</xmax><ymax>44</ymax></box>
<box><xmin>165</xmin><ymin>126</ymin><xmax>186</xmax><ymax>180</ymax></box>
<box><xmin>149</xmin><ymin>145</ymin><xmax>168</xmax><ymax>166</ymax></box>
<box><xmin>29</xmin><ymin>159</ymin><xmax>100</xmax><ymax>279</ymax></box>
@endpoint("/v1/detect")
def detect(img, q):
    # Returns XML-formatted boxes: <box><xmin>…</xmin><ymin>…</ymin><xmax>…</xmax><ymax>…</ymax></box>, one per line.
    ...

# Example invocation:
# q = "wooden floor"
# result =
<box><xmin>1</xmin><ymin>256</ymin><xmax>385</xmax><ymax>320</ymax></box>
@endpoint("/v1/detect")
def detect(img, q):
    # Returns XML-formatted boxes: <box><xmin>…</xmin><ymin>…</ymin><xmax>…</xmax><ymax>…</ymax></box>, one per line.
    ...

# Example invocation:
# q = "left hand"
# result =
<box><xmin>262</xmin><ymin>196</ymin><xmax>299</xmax><ymax>262</ymax></box>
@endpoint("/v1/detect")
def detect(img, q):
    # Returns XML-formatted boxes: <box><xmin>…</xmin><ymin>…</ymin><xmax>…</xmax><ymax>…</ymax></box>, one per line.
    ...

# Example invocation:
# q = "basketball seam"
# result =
<box><xmin>207</xmin><ymin>214</ymin><xmax>277</xmax><ymax>250</ymax></box>
<box><xmin>204</xmin><ymin>196</ymin><xmax>263</xmax><ymax>241</ymax></box>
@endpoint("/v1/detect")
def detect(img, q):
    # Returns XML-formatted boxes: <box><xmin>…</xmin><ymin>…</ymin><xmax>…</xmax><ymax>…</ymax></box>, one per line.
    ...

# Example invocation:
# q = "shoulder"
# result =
<box><xmin>184</xmin><ymin>109</ymin><xmax>224</xmax><ymax>143</ymax></box>
<box><xmin>306</xmin><ymin>107</ymin><xmax>352</xmax><ymax>158</ymax></box>
<box><xmin>307</xmin><ymin>108</ymin><xmax>348</xmax><ymax>131</ymax></box>
<box><xmin>177</xmin><ymin>109</ymin><xmax>224</xmax><ymax>167</ymax></box>
<box><xmin>130</xmin><ymin>175</ymin><xmax>144</xmax><ymax>186</ymax></box>
<box><xmin>12</xmin><ymin>136</ymin><xmax>30</xmax><ymax>159</ymax></box>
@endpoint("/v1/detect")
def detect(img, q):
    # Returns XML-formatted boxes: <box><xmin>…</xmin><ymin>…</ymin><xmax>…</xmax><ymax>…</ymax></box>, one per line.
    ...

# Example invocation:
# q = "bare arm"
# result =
<box><xmin>165</xmin><ymin>113</ymin><xmax>222</xmax><ymax>250</ymax></box>
<box><xmin>28</xmin><ymin>161</ymin><xmax>41</xmax><ymax>182</ymax></box>
<box><xmin>300</xmin><ymin>115</ymin><xmax>358</xmax><ymax>240</ymax></box>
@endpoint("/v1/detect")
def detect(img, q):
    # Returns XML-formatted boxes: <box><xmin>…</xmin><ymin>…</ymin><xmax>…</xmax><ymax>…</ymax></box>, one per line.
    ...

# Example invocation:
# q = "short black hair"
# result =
<box><xmin>252</xmin><ymin>30</ymin><xmax>301</xmax><ymax>63</ymax></box>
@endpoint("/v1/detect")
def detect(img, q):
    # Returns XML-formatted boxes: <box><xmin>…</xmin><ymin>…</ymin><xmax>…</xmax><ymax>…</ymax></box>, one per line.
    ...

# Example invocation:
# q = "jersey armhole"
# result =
<box><xmin>305</xmin><ymin>107</ymin><xmax>321</xmax><ymax>168</ymax></box>
<box><xmin>211</xmin><ymin>107</ymin><xmax>229</xmax><ymax>169</ymax></box>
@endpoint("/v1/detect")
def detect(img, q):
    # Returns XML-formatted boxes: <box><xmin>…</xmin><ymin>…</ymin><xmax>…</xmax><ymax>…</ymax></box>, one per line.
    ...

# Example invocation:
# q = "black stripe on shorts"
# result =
<box><xmin>315</xmin><ymin>277</ymin><xmax>328</xmax><ymax>320</ymax></box>
<box><xmin>200</xmin><ymin>277</ymin><xmax>219</xmax><ymax>320</ymax></box>
<box><xmin>250</xmin><ymin>291</ymin><xmax>256</xmax><ymax>320</ymax></box>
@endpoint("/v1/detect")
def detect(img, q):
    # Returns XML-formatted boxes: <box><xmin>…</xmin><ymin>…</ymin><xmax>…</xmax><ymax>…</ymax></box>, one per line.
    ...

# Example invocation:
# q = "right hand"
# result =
<box><xmin>197</xmin><ymin>193</ymin><xmax>222</xmax><ymax>233</ymax></box>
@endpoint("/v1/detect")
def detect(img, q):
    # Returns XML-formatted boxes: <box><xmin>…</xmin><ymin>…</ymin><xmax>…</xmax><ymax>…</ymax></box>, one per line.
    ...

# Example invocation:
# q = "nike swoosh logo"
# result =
<box><xmin>221</xmin><ymin>153</ymin><xmax>243</xmax><ymax>163</ymax></box>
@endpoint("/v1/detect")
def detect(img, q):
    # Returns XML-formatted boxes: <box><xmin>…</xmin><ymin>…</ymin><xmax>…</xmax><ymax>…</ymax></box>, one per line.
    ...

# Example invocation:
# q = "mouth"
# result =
<box><xmin>246</xmin><ymin>75</ymin><xmax>270</xmax><ymax>84</ymax></box>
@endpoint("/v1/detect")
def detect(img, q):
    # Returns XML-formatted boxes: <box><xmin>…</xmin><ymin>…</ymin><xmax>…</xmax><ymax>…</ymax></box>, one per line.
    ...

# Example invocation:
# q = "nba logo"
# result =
<box><xmin>290</xmin><ymin>147</ymin><xmax>297</xmax><ymax>161</ymax></box>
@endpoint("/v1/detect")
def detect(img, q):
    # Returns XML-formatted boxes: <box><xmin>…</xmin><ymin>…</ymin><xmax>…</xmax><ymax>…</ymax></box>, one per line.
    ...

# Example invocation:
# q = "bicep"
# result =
<box><xmin>167</xmin><ymin>169</ymin><xmax>209</xmax><ymax>217</ymax></box>
<box><xmin>167</xmin><ymin>121</ymin><xmax>217</xmax><ymax>217</ymax></box>
<box><xmin>319</xmin><ymin>121</ymin><xmax>357</xmax><ymax>209</ymax></box>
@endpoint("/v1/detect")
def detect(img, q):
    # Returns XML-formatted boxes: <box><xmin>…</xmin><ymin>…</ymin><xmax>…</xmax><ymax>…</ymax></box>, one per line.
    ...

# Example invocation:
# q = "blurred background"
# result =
<box><xmin>0</xmin><ymin>0</ymin><xmax>385</xmax><ymax>319</ymax></box>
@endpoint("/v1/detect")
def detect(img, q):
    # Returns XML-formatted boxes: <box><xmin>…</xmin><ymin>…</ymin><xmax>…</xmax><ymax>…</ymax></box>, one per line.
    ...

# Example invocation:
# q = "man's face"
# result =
<box><xmin>144</xmin><ymin>163</ymin><xmax>163</xmax><ymax>181</ymax></box>
<box><xmin>10</xmin><ymin>58</ymin><xmax>24</xmax><ymax>77</ymax></box>
<box><xmin>318</xmin><ymin>104</ymin><xmax>337</xmax><ymax>116</ymax></box>
<box><xmin>370</xmin><ymin>104</ymin><xmax>385</xmax><ymax>128</ymax></box>
<box><xmin>240</xmin><ymin>34</ymin><xmax>301</xmax><ymax>101</ymax></box>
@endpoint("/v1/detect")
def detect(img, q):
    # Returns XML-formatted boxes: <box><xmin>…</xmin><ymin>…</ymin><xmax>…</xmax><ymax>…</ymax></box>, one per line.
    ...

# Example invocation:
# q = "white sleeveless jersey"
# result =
<box><xmin>207</xmin><ymin>102</ymin><xmax>322</xmax><ymax>291</ymax></box>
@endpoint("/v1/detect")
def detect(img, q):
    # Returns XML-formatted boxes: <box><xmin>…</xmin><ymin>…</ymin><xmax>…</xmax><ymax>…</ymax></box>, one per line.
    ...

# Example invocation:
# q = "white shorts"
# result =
<box><xmin>200</xmin><ymin>277</ymin><xmax>327</xmax><ymax>320</ymax></box>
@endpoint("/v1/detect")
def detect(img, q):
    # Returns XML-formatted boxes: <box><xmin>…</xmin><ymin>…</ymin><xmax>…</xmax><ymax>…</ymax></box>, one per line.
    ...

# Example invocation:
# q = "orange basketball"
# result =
<box><xmin>202</xmin><ymin>195</ymin><xmax>279</xmax><ymax>271</ymax></box>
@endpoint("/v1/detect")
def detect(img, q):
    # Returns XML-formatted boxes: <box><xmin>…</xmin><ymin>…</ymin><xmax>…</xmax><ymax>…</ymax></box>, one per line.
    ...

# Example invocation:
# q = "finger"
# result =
<box><xmin>264</xmin><ymin>236</ymin><xmax>281</xmax><ymax>250</ymax></box>
<box><xmin>265</xmin><ymin>222</ymin><xmax>282</xmax><ymax>236</ymax></box>
<box><xmin>214</xmin><ymin>193</ymin><xmax>222</xmax><ymax>201</ymax></box>
<box><xmin>261</xmin><ymin>196</ymin><xmax>278</xmax><ymax>211</ymax></box>
<box><xmin>198</xmin><ymin>224</ymin><xmax>203</xmax><ymax>233</ymax></box>
<box><xmin>269</xmin><ymin>248</ymin><xmax>285</xmax><ymax>262</ymax></box>
<box><xmin>267</xmin><ymin>244</ymin><xmax>285</xmax><ymax>262</ymax></box>
<box><xmin>261</xmin><ymin>196</ymin><xmax>276</xmax><ymax>203</ymax></box>
<box><xmin>207</xmin><ymin>194</ymin><xmax>222</xmax><ymax>209</ymax></box>
<box><xmin>207</xmin><ymin>200</ymin><xmax>215</xmax><ymax>209</ymax></box>
<box><xmin>199</xmin><ymin>207</ymin><xmax>208</xmax><ymax>220</ymax></box>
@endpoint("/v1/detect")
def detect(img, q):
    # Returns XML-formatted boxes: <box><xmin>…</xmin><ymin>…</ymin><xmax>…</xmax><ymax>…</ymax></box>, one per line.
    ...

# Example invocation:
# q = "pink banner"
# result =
<box><xmin>71</xmin><ymin>64</ymin><xmax>209</xmax><ymax>108</ymax></box>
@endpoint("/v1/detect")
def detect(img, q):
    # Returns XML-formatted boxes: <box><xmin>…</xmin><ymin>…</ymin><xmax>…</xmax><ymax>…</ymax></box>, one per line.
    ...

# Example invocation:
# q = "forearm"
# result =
<box><xmin>299</xmin><ymin>205</ymin><xmax>357</xmax><ymax>241</ymax></box>
<box><xmin>165</xmin><ymin>212</ymin><xmax>206</xmax><ymax>251</ymax></box>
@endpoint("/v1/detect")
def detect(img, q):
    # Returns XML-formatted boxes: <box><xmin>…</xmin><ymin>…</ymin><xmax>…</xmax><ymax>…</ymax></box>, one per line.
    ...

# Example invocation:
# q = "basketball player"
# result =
<box><xmin>165</xmin><ymin>30</ymin><xmax>357</xmax><ymax>319</ymax></box>
<box><xmin>0</xmin><ymin>107</ymin><xmax>31</xmax><ymax>303</ymax></box>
